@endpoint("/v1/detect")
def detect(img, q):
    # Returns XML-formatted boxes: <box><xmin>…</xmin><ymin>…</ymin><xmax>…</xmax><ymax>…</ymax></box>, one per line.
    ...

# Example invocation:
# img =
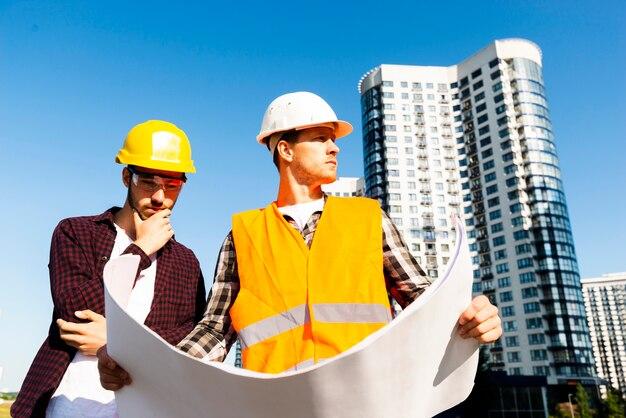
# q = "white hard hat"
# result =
<box><xmin>256</xmin><ymin>92</ymin><xmax>353</xmax><ymax>150</ymax></box>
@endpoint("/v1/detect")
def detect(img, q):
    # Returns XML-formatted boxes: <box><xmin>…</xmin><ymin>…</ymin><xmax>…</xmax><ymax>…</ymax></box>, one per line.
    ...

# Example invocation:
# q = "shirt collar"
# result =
<box><xmin>94</xmin><ymin>207</ymin><xmax>121</xmax><ymax>225</ymax></box>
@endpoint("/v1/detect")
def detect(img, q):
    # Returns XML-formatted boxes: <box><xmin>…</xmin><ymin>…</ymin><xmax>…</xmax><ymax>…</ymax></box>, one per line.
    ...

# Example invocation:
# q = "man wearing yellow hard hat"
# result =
<box><xmin>99</xmin><ymin>92</ymin><xmax>501</xmax><ymax>383</ymax></box>
<box><xmin>13</xmin><ymin>121</ymin><xmax>207</xmax><ymax>418</ymax></box>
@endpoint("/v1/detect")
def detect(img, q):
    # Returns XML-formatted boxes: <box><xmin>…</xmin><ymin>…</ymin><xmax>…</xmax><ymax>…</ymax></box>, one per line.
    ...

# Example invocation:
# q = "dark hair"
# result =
<box><xmin>270</xmin><ymin>130</ymin><xmax>300</xmax><ymax>169</ymax></box>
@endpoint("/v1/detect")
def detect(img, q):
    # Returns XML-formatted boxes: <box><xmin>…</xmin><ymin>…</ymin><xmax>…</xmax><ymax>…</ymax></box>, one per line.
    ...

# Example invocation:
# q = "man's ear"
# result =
<box><xmin>122</xmin><ymin>167</ymin><xmax>130</xmax><ymax>188</ymax></box>
<box><xmin>276</xmin><ymin>140</ymin><xmax>294</xmax><ymax>164</ymax></box>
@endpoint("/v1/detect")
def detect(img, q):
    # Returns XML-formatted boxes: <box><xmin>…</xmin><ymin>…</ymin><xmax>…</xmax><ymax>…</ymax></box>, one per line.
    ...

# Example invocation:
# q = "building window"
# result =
<box><xmin>531</xmin><ymin>350</ymin><xmax>548</xmax><ymax>361</ymax></box>
<box><xmin>493</xmin><ymin>236</ymin><xmax>506</xmax><ymax>246</ymax></box>
<box><xmin>513</xmin><ymin>230</ymin><xmax>529</xmax><ymax>240</ymax></box>
<box><xmin>505</xmin><ymin>335</ymin><xmax>519</xmax><ymax>347</ymax></box>
<box><xmin>483</xmin><ymin>160</ymin><xmax>495</xmax><ymax>170</ymax></box>
<box><xmin>506</xmin><ymin>177</ymin><xmax>518</xmax><ymax>187</ymax></box>
<box><xmin>517</xmin><ymin>257</ymin><xmax>534</xmax><ymax>269</ymax></box>
<box><xmin>498</xmin><ymin>276</ymin><xmax>511</xmax><ymax>287</ymax></box>
<box><xmin>494</xmin><ymin>249</ymin><xmax>507</xmax><ymax>260</ymax></box>
<box><xmin>507</xmin><ymin>352</ymin><xmax>521</xmax><ymax>363</ymax></box>
<box><xmin>489</xmin><ymin>210</ymin><xmax>501</xmax><ymax>220</ymax></box>
<box><xmin>383</xmin><ymin>81</ymin><xmax>394</xmax><ymax>87</ymax></box>
<box><xmin>500</xmin><ymin>291</ymin><xmax>513</xmax><ymax>303</ymax></box>
<box><xmin>489</xmin><ymin>58</ymin><xmax>499</xmax><ymax>68</ymax></box>
<box><xmin>528</xmin><ymin>333</ymin><xmax>545</xmax><ymax>345</ymax></box>
<box><xmin>491</xmin><ymin>223</ymin><xmax>504</xmax><ymax>233</ymax></box>
<box><xmin>481</xmin><ymin>148</ymin><xmax>493</xmax><ymax>159</ymax></box>
<box><xmin>477</xmin><ymin>114</ymin><xmax>488</xmax><ymax>124</ymax></box>
<box><xmin>490</xmin><ymin>70</ymin><xmax>501</xmax><ymax>80</ymax></box>
<box><xmin>501</xmin><ymin>306</ymin><xmax>515</xmax><ymax>317</ymax></box>
<box><xmin>523</xmin><ymin>302</ymin><xmax>540</xmax><ymax>313</ymax></box>
<box><xmin>519</xmin><ymin>272</ymin><xmax>536</xmax><ymax>284</ymax></box>
<box><xmin>503</xmin><ymin>320</ymin><xmax>517</xmax><ymax>332</ymax></box>
<box><xmin>474</xmin><ymin>92</ymin><xmax>485</xmax><ymax>102</ymax></box>
<box><xmin>478</xmin><ymin>125</ymin><xmax>490</xmax><ymax>135</ymax></box>
<box><xmin>496</xmin><ymin>263</ymin><xmax>510</xmax><ymax>274</ymax></box>
<box><xmin>487</xmin><ymin>197</ymin><xmax>500</xmax><ymax>208</ymax></box>
<box><xmin>515</xmin><ymin>243</ymin><xmax>532</xmax><ymax>254</ymax></box>
<box><xmin>521</xmin><ymin>287</ymin><xmax>538</xmax><ymax>298</ymax></box>
<box><xmin>526</xmin><ymin>318</ymin><xmax>543</xmax><ymax>329</ymax></box>
<box><xmin>476</xmin><ymin>103</ymin><xmax>487</xmax><ymax>113</ymax></box>
<box><xmin>473</xmin><ymin>80</ymin><xmax>484</xmax><ymax>91</ymax></box>
<box><xmin>486</xmin><ymin>185</ymin><xmax>498</xmax><ymax>195</ymax></box>
<box><xmin>484</xmin><ymin>172</ymin><xmax>496</xmax><ymax>182</ymax></box>
<box><xmin>501</xmin><ymin>152</ymin><xmax>514</xmax><ymax>163</ymax></box>
<box><xmin>494</xmin><ymin>93</ymin><xmax>504</xmax><ymax>103</ymax></box>
<box><xmin>510</xmin><ymin>203</ymin><xmax>522</xmax><ymax>213</ymax></box>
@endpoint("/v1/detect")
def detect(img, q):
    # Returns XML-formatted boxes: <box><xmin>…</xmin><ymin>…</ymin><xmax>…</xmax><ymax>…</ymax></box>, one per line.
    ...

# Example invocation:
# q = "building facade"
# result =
<box><xmin>582</xmin><ymin>272</ymin><xmax>626</xmax><ymax>397</ymax></box>
<box><xmin>322</xmin><ymin>177</ymin><xmax>365</xmax><ymax>197</ymax></box>
<box><xmin>358</xmin><ymin>38</ymin><xmax>594</xmax><ymax>383</ymax></box>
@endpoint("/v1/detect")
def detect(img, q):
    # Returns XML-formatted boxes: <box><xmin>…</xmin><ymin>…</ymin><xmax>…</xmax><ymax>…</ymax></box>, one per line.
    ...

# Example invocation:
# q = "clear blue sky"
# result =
<box><xmin>0</xmin><ymin>0</ymin><xmax>624</xmax><ymax>391</ymax></box>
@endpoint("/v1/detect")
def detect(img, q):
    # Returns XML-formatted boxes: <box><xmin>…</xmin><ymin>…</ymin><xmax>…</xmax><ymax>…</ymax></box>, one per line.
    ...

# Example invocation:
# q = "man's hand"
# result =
<box><xmin>133</xmin><ymin>209</ymin><xmax>174</xmax><ymax>256</ymax></box>
<box><xmin>458</xmin><ymin>295</ymin><xmax>502</xmax><ymax>343</ymax></box>
<box><xmin>97</xmin><ymin>345</ymin><xmax>132</xmax><ymax>390</ymax></box>
<box><xmin>57</xmin><ymin>310</ymin><xmax>107</xmax><ymax>356</ymax></box>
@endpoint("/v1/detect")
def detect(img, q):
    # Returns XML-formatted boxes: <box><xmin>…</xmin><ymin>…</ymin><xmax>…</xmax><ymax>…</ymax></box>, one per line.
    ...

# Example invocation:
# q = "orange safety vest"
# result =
<box><xmin>230</xmin><ymin>196</ymin><xmax>391</xmax><ymax>373</ymax></box>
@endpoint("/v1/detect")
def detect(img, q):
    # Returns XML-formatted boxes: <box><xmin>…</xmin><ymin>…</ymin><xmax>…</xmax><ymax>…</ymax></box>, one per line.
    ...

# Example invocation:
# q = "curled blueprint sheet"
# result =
<box><xmin>104</xmin><ymin>223</ymin><xmax>479</xmax><ymax>418</ymax></box>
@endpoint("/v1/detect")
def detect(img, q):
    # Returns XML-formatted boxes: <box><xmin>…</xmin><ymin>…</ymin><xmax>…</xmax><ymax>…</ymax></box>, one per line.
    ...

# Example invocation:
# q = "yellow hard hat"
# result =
<box><xmin>115</xmin><ymin>120</ymin><xmax>196</xmax><ymax>173</ymax></box>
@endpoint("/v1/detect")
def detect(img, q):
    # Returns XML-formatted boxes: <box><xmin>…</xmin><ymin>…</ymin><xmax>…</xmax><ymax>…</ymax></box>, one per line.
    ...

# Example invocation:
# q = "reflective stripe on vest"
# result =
<box><xmin>313</xmin><ymin>303</ymin><xmax>392</xmax><ymax>324</ymax></box>
<box><xmin>238</xmin><ymin>304</ymin><xmax>309</xmax><ymax>350</ymax></box>
<box><xmin>238</xmin><ymin>303</ymin><xmax>390</xmax><ymax>350</ymax></box>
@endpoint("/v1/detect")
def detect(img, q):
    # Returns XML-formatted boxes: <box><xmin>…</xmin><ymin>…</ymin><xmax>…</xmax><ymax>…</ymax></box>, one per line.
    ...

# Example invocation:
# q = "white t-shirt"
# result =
<box><xmin>46</xmin><ymin>224</ymin><xmax>157</xmax><ymax>418</ymax></box>
<box><xmin>277</xmin><ymin>198</ymin><xmax>324</xmax><ymax>231</ymax></box>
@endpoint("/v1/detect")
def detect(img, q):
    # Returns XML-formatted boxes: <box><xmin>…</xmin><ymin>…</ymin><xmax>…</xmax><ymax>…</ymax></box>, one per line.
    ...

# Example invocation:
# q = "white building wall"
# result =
<box><xmin>582</xmin><ymin>273</ymin><xmax>626</xmax><ymax>397</ymax></box>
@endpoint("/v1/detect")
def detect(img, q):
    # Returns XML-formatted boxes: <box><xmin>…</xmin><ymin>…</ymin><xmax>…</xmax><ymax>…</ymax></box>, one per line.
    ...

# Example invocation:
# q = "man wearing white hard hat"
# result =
<box><xmin>99</xmin><ymin>92</ymin><xmax>502</xmax><ymax>384</ymax></box>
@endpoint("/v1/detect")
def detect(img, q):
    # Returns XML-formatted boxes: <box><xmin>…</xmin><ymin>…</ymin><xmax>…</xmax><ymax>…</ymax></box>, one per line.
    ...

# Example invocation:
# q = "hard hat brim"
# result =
<box><xmin>257</xmin><ymin>120</ymin><xmax>353</xmax><ymax>144</ymax></box>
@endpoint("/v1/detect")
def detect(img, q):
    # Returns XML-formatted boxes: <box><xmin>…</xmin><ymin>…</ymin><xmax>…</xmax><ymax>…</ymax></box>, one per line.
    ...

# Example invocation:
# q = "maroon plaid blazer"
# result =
<box><xmin>12</xmin><ymin>208</ymin><xmax>206</xmax><ymax>417</ymax></box>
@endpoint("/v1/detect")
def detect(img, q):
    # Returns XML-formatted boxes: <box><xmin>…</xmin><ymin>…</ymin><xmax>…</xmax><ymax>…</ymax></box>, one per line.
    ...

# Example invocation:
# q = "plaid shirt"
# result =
<box><xmin>12</xmin><ymin>208</ymin><xmax>207</xmax><ymax>418</ymax></box>
<box><xmin>178</xmin><ymin>203</ymin><xmax>432</xmax><ymax>361</ymax></box>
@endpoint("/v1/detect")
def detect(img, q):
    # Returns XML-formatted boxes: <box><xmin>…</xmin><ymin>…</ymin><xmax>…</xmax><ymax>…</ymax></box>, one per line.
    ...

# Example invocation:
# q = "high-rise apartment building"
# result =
<box><xmin>359</xmin><ymin>65</ymin><xmax>461</xmax><ymax>279</ymax></box>
<box><xmin>358</xmin><ymin>38</ymin><xmax>594</xmax><ymax>384</ymax></box>
<box><xmin>582</xmin><ymin>272</ymin><xmax>626</xmax><ymax>397</ymax></box>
